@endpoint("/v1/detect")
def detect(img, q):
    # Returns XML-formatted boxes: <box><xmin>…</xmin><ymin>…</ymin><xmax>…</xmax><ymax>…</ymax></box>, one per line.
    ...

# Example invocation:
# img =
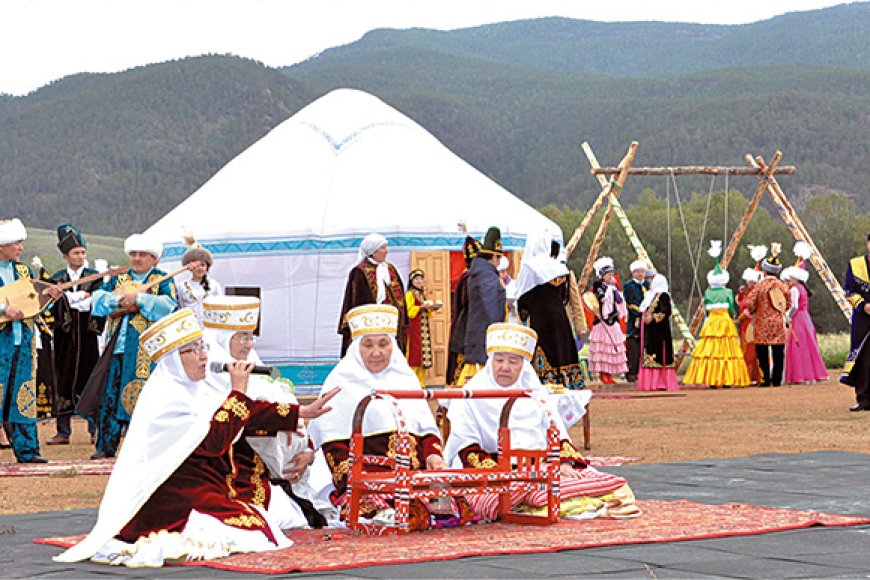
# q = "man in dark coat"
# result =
<box><xmin>47</xmin><ymin>224</ymin><xmax>104</xmax><ymax>445</ymax></box>
<box><xmin>446</xmin><ymin>234</ymin><xmax>482</xmax><ymax>385</ymax></box>
<box><xmin>461</xmin><ymin>227</ymin><xmax>505</xmax><ymax>383</ymax></box>
<box><xmin>842</xmin><ymin>234</ymin><xmax>870</xmax><ymax>411</ymax></box>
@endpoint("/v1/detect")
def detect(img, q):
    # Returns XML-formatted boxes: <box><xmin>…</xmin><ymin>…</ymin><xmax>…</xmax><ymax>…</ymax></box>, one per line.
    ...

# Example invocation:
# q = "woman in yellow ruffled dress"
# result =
<box><xmin>683</xmin><ymin>241</ymin><xmax>751</xmax><ymax>388</ymax></box>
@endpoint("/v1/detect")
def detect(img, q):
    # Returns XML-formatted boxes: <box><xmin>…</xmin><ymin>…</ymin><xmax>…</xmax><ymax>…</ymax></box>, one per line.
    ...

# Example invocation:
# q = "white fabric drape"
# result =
<box><xmin>513</xmin><ymin>229</ymin><xmax>568</xmax><ymax>300</ymax></box>
<box><xmin>308</xmin><ymin>334</ymin><xmax>438</xmax><ymax>447</ymax></box>
<box><xmin>639</xmin><ymin>274</ymin><xmax>668</xmax><ymax>312</ymax></box>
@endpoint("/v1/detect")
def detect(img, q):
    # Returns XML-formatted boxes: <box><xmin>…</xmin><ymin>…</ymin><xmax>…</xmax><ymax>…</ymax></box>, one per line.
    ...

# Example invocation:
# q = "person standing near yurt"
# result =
<box><xmin>405</xmin><ymin>269</ymin><xmax>442</xmax><ymax>387</ymax></box>
<box><xmin>586</xmin><ymin>257</ymin><xmax>628</xmax><ymax>384</ymax></box>
<box><xmin>842</xmin><ymin>234</ymin><xmax>870</xmax><ymax>412</ymax></box>
<box><xmin>744</xmin><ymin>244</ymin><xmax>789</xmax><ymax>387</ymax></box>
<box><xmin>460</xmin><ymin>227</ymin><xmax>506</xmax><ymax>385</ymax></box>
<box><xmin>735</xmin><ymin>245</ymin><xmax>767</xmax><ymax>385</ymax></box>
<box><xmin>683</xmin><ymin>241</ymin><xmax>751</xmax><ymax>388</ymax></box>
<box><xmin>515</xmin><ymin>230</ymin><xmax>584</xmax><ymax>390</ymax></box>
<box><xmin>337</xmin><ymin>234</ymin><xmax>407</xmax><ymax>357</ymax></box>
<box><xmin>176</xmin><ymin>231</ymin><xmax>222</xmax><ymax>324</ymax></box>
<box><xmin>446</xmin><ymin>233</ymin><xmax>482</xmax><ymax>386</ymax></box>
<box><xmin>782</xmin><ymin>241</ymin><xmax>828</xmax><ymax>385</ymax></box>
<box><xmin>636</xmin><ymin>274</ymin><xmax>678</xmax><ymax>391</ymax></box>
<box><xmin>622</xmin><ymin>260</ymin><xmax>649</xmax><ymax>383</ymax></box>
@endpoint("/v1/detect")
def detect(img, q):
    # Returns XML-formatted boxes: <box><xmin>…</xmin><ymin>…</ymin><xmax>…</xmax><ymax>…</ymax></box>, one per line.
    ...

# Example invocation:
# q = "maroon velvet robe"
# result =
<box><xmin>118</xmin><ymin>391</ymin><xmax>300</xmax><ymax>544</ymax></box>
<box><xmin>337</xmin><ymin>261</ymin><xmax>407</xmax><ymax>356</ymax></box>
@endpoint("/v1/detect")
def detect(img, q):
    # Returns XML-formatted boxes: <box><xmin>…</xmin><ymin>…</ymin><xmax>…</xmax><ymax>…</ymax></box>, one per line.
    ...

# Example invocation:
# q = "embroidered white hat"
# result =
<box><xmin>124</xmin><ymin>233</ymin><xmax>163</xmax><ymax>259</ymax></box>
<box><xmin>742</xmin><ymin>268</ymin><xmax>762</xmax><ymax>283</ymax></box>
<box><xmin>485</xmin><ymin>322</ymin><xmax>538</xmax><ymax>360</ymax></box>
<box><xmin>345</xmin><ymin>304</ymin><xmax>399</xmax><ymax>339</ymax></box>
<box><xmin>202</xmin><ymin>296</ymin><xmax>261</xmax><ymax>331</ymax></box>
<box><xmin>0</xmin><ymin>218</ymin><xmax>27</xmax><ymax>245</ymax></box>
<box><xmin>140</xmin><ymin>308</ymin><xmax>203</xmax><ymax>363</ymax></box>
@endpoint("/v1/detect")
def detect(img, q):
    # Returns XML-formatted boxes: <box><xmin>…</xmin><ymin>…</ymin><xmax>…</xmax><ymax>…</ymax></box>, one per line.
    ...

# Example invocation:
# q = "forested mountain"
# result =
<box><xmin>0</xmin><ymin>56</ymin><xmax>315</xmax><ymax>233</ymax></box>
<box><xmin>0</xmin><ymin>3</ymin><xmax>868</xmax><ymax>236</ymax></box>
<box><xmin>306</xmin><ymin>2</ymin><xmax>870</xmax><ymax>76</ymax></box>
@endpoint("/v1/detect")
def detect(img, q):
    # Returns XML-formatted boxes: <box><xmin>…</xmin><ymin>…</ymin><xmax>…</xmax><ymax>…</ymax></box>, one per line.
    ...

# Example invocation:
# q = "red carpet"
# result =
<box><xmin>0</xmin><ymin>456</ymin><xmax>637</xmax><ymax>477</ymax></box>
<box><xmin>36</xmin><ymin>500</ymin><xmax>870</xmax><ymax>574</ymax></box>
<box><xmin>0</xmin><ymin>458</ymin><xmax>114</xmax><ymax>477</ymax></box>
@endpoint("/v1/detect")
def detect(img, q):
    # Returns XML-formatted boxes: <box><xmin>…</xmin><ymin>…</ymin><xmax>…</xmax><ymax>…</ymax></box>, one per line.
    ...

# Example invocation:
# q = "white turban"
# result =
<box><xmin>357</xmin><ymin>233</ymin><xmax>388</xmax><ymax>263</ymax></box>
<box><xmin>0</xmin><ymin>218</ymin><xmax>27</xmax><ymax>245</ymax></box>
<box><xmin>124</xmin><ymin>233</ymin><xmax>163</xmax><ymax>259</ymax></box>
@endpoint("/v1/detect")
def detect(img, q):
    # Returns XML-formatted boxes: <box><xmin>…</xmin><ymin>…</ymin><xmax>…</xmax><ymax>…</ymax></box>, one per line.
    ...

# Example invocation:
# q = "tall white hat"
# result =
<box><xmin>202</xmin><ymin>296</ymin><xmax>260</xmax><ymax>331</ymax></box>
<box><xmin>485</xmin><ymin>322</ymin><xmax>538</xmax><ymax>360</ymax></box>
<box><xmin>139</xmin><ymin>308</ymin><xmax>203</xmax><ymax>363</ymax></box>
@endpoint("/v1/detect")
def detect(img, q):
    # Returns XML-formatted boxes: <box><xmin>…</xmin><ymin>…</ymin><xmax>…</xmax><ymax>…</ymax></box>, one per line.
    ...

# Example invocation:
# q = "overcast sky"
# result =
<box><xmin>0</xmin><ymin>0</ymin><xmax>853</xmax><ymax>96</ymax></box>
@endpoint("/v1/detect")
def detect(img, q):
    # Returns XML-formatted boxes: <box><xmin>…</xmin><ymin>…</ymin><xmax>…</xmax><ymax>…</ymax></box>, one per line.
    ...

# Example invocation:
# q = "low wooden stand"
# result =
<box><xmin>346</xmin><ymin>388</ymin><xmax>561</xmax><ymax>535</ymax></box>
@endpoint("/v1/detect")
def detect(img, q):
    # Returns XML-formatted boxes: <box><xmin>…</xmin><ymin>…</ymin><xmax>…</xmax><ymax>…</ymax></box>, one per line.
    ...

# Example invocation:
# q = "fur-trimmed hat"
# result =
<box><xmin>706</xmin><ymin>240</ymin><xmax>730</xmax><ymax>287</ymax></box>
<box><xmin>181</xmin><ymin>229</ymin><xmax>213</xmax><ymax>267</ymax></box>
<box><xmin>124</xmin><ymin>233</ymin><xmax>163</xmax><ymax>259</ymax></box>
<box><xmin>0</xmin><ymin>218</ymin><xmax>27</xmax><ymax>245</ymax></box>
<box><xmin>593</xmin><ymin>256</ymin><xmax>615</xmax><ymax>278</ymax></box>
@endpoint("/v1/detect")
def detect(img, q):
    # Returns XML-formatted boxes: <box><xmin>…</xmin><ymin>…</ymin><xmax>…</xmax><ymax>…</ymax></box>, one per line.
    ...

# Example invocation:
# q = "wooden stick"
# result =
<box><xmin>592</xmin><ymin>166</ymin><xmax>796</xmax><ymax>176</ymax></box>
<box><xmin>583</xmin><ymin>145</ymin><xmax>695</xmax><ymax>346</ymax></box>
<box><xmin>564</xmin><ymin>141</ymin><xmax>629</xmax><ymax>258</ymax></box>
<box><xmin>750</xmin><ymin>154</ymin><xmax>852</xmax><ymax>322</ymax></box>
<box><xmin>577</xmin><ymin>142</ymin><xmax>639</xmax><ymax>288</ymax></box>
<box><xmin>672</xmin><ymin>152</ymin><xmax>781</xmax><ymax>366</ymax></box>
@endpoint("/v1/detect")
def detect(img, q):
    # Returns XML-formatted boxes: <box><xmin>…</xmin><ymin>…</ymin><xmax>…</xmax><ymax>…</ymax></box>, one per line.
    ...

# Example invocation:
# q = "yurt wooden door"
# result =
<box><xmin>410</xmin><ymin>251</ymin><xmax>451</xmax><ymax>385</ymax></box>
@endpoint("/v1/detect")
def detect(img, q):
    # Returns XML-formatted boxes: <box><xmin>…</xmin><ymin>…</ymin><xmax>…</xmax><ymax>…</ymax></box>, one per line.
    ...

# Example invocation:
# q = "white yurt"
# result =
<box><xmin>145</xmin><ymin>89</ymin><xmax>561</xmax><ymax>388</ymax></box>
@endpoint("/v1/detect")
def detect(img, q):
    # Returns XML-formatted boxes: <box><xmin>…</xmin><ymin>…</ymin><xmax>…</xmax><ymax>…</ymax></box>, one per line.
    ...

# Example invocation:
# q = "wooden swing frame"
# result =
<box><xmin>565</xmin><ymin>142</ymin><xmax>851</xmax><ymax>367</ymax></box>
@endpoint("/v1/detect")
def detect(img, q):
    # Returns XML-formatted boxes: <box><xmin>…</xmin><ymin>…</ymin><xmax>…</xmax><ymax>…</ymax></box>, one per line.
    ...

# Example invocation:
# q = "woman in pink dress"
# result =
<box><xmin>782</xmin><ymin>250</ymin><xmax>828</xmax><ymax>384</ymax></box>
<box><xmin>587</xmin><ymin>257</ymin><xmax>628</xmax><ymax>383</ymax></box>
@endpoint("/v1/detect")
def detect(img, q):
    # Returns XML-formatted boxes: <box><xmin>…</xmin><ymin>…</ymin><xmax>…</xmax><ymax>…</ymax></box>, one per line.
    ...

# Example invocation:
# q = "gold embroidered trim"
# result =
<box><xmin>467</xmin><ymin>451</ymin><xmax>497</xmax><ymax>469</ymax></box>
<box><xmin>251</xmin><ymin>454</ymin><xmax>267</xmax><ymax>508</ymax></box>
<box><xmin>221</xmin><ymin>396</ymin><xmax>250</xmax><ymax>420</ymax></box>
<box><xmin>276</xmin><ymin>402</ymin><xmax>292</xmax><ymax>417</ymax></box>
<box><xmin>214</xmin><ymin>410</ymin><xmax>229</xmax><ymax>423</ymax></box>
<box><xmin>223</xmin><ymin>514</ymin><xmax>265</xmax><ymax>528</ymax></box>
<box><xmin>560</xmin><ymin>441</ymin><xmax>585</xmax><ymax>462</ymax></box>
<box><xmin>326</xmin><ymin>451</ymin><xmax>350</xmax><ymax>487</ymax></box>
<box><xmin>17</xmin><ymin>379</ymin><xmax>37</xmax><ymax>419</ymax></box>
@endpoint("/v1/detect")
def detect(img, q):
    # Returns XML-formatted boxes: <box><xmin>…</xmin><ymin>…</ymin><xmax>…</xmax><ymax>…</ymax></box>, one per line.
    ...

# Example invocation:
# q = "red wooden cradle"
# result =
<box><xmin>347</xmin><ymin>388</ymin><xmax>562</xmax><ymax>534</ymax></box>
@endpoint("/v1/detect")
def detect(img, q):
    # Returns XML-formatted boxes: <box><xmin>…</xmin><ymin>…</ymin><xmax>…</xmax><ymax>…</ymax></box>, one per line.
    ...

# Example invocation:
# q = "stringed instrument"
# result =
<box><xmin>0</xmin><ymin>267</ymin><xmax>126</xmax><ymax>324</ymax></box>
<box><xmin>110</xmin><ymin>264</ymin><xmax>192</xmax><ymax>318</ymax></box>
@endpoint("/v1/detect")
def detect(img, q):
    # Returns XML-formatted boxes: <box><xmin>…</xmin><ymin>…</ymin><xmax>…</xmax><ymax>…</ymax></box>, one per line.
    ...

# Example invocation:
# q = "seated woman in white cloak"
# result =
<box><xmin>53</xmin><ymin>308</ymin><xmax>338</xmax><ymax>567</ymax></box>
<box><xmin>308</xmin><ymin>304</ymin><xmax>474</xmax><ymax>530</ymax></box>
<box><xmin>202</xmin><ymin>296</ymin><xmax>339</xmax><ymax>530</ymax></box>
<box><xmin>444</xmin><ymin>322</ymin><xmax>641</xmax><ymax>521</ymax></box>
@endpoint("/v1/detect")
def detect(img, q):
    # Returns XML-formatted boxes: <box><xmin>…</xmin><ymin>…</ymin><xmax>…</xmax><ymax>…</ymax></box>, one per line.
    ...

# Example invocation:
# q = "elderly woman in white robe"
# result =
<box><xmin>53</xmin><ymin>308</ymin><xmax>338</xmax><ymax>567</ymax></box>
<box><xmin>309</xmin><ymin>304</ymin><xmax>473</xmax><ymax>530</ymax></box>
<box><xmin>202</xmin><ymin>296</ymin><xmax>339</xmax><ymax>530</ymax></box>
<box><xmin>444</xmin><ymin>323</ymin><xmax>641</xmax><ymax>521</ymax></box>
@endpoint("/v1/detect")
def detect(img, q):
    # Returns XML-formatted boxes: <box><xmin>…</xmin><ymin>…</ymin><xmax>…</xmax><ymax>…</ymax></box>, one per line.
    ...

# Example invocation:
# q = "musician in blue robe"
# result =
<box><xmin>842</xmin><ymin>234</ymin><xmax>870</xmax><ymax>412</ymax></box>
<box><xmin>0</xmin><ymin>218</ymin><xmax>55</xmax><ymax>463</ymax></box>
<box><xmin>85</xmin><ymin>233</ymin><xmax>177</xmax><ymax>459</ymax></box>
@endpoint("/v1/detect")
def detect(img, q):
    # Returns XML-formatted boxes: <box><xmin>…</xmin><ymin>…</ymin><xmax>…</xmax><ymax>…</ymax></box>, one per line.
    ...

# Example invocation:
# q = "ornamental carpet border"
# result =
<box><xmin>35</xmin><ymin>500</ymin><xmax>870</xmax><ymax>575</ymax></box>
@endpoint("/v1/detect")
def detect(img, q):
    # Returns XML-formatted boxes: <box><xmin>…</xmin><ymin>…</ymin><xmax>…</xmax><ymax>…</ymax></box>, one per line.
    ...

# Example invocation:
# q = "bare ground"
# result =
<box><xmin>2</xmin><ymin>378</ymin><xmax>868</xmax><ymax>515</ymax></box>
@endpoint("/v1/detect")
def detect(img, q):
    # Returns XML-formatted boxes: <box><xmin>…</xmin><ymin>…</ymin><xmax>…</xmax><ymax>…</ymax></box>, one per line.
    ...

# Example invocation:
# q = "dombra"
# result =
<box><xmin>110</xmin><ymin>265</ymin><xmax>191</xmax><ymax>319</ymax></box>
<box><xmin>0</xmin><ymin>267</ymin><xmax>125</xmax><ymax>323</ymax></box>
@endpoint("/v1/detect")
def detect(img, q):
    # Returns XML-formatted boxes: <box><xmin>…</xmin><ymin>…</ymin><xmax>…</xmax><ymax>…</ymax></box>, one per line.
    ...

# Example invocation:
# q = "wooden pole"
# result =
<box><xmin>565</xmin><ymin>141</ymin><xmax>636</xmax><ymax>258</ymax></box>
<box><xmin>578</xmin><ymin>142</ymin><xmax>639</xmax><ymax>288</ymax></box>
<box><xmin>592</xmin><ymin>166</ymin><xmax>796</xmax><ymax>176</ymax></box>
<box><xmin>750</xmin><ymin>154</ymin><xmax>852</xmax><ymax>322</ymax></box>
<box><xmin>583</xmin><ymin>145</ymin><xmax>695</xmax><ymax>346</ymax></box>
<box><xmin>672</xmin><ymin>152</ymin><xmax>782</xmax><ymax>367</ymax></box>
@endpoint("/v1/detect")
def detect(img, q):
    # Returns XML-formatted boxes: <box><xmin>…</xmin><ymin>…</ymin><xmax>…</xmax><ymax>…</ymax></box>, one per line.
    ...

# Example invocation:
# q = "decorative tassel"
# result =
<box><xmin>708</xmin><ymin>240</ymin><xmax>722</xmax><ymax>258</ymax></box>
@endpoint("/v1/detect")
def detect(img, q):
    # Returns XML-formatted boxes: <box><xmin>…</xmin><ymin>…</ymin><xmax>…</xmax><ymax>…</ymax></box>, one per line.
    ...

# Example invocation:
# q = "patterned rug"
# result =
<box><xmin>0</xmin><ymin>458</ymin><xmax>115</xmax><ymax>477</ymax></box>
<box><xmin>0</xmin><ymin>456</ymin><xmax>640</xmax><ymax>477</ymax></box>
<box><xmin>35</xmin><ymin>500</ymin><xmax>870</xmax><ymax>574</ymax></box>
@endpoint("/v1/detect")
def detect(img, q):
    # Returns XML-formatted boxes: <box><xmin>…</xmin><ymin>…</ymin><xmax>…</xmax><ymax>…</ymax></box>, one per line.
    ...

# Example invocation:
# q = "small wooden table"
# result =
<box><xmin>347</xmin><ymin>388</ymin><xmax>561</xmax><ymax>534</ymax></box>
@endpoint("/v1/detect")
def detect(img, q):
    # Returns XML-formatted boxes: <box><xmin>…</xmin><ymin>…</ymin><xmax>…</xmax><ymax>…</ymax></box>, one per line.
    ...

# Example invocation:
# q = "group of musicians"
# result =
<box><xmin>0</xmin><ymin>219</ymin><xmax>182</xmax><ymax>463</ymax></box>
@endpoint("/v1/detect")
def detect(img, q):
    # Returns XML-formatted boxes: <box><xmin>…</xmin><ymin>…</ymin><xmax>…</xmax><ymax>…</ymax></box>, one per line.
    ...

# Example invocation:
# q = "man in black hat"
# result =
<box><xmin>47</xmin><ymin>224</ymin><xmax>104</xmax><ymax>445</ymax></box>
<box><xmin>460</xmin><ymin>227</ymin><xmax>506</xmax><ymax>384</ymax></box>
<box><xmin>842</xmin><ymin>234</ymin><xmax>870</xmax><ymax>411</ymax></box>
